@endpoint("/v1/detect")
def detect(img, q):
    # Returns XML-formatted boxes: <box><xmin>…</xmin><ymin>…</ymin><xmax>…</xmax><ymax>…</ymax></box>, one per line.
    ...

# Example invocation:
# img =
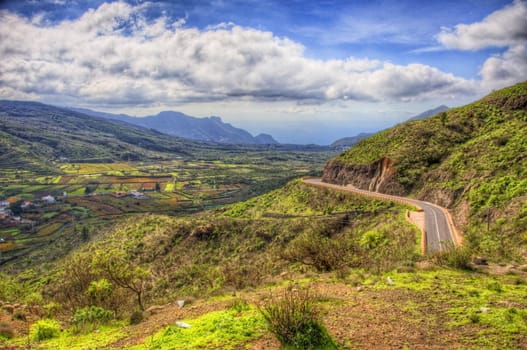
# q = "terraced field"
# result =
<box><xmin>0</xmin><ymin>151</ymin><xmax>333</xmax><ymax>271</ymax></box>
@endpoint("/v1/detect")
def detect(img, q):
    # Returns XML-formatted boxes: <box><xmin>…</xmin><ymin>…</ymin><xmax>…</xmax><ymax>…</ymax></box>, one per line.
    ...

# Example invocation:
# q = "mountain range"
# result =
<box><xmin>71</xmin><ymin>108</ymin><xmax>278</xmax><ymax>145</ymax></box>
<box><xmin>0</xmin><ymin>101</ymin><xmax>259</xmax><ymax>172</ymax></box>
<box><xmin>0</xmin><ymin>101</ymin><xmax>329</xmax><ymax>176</ymax></box>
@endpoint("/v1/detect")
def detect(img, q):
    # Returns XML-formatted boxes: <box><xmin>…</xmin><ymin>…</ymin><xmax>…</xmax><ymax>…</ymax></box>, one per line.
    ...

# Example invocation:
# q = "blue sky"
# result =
<box><xmin>1</xmin><ymin>0</ymin><xmax>526</xmax><ymax>144</ymax></box>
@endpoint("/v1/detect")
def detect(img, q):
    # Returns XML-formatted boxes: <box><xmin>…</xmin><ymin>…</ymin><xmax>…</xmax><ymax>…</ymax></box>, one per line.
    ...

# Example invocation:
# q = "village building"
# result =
<box><xmin>6</xmin><ymin>197</ymin><xmax>19</xmax><ymax>204</ymax></box>
<box><xmin>0</xmin><ymin>207</ymin><xmax>11</xmax><ymax>217</ymax></box>
<box><xmin>129</xmin><ymin>190</ymin><xmax>147</xmax><ymax>199</ymax></box>
<box><xmin>141</xmin><ymin>183</ymin><xmax>156</xmax><ymax>191</ymax></box>
<box><xmin>41</xmin><ymin>195</ymin><xmax>56</xmax><ymax>204</ymax></box>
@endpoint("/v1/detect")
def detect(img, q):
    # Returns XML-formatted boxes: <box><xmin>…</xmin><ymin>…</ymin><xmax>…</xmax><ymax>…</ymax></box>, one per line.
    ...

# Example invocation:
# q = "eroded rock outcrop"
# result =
<box><xmin>322</xmin><ymin>157</ymin><xmax>405</xmax><ymax>195</ymax></box>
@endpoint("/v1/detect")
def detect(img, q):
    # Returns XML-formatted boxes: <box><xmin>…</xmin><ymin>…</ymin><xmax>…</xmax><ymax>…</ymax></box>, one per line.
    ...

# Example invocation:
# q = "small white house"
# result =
<box><xmin>41</xmin><ymin>195</ymin><xmax>56</xmax><ymax>204</ymax></box>
<box><xmin>129</xmin><ymin>190</ymin><xmax>147</xmax><ymax>199</ymax></box>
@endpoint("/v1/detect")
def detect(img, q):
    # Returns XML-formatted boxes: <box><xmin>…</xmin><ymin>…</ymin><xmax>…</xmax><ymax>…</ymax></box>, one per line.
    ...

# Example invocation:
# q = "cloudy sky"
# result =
<box><xmin>1</xmin><ymin>0</ymin><xmax>526</xmax><ymax>144</ymax></box>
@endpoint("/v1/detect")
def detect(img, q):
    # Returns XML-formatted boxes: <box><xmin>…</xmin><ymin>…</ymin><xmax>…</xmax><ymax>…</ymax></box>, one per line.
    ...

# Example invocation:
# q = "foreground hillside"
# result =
<box><xmin>323</xmin><ymin>81</ymin><xmax>527</xmax><ymax>261</ymax></box>
<box><xmin>1</xmin><ymin>180</ymin><xmax>526</xmax><ymax>349</ymax></box>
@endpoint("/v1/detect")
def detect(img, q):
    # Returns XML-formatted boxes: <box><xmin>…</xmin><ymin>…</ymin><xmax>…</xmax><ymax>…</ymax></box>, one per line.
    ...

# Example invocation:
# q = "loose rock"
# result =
<box><xmin>175</xmin><ymin>321</ymin><xmax>191</xmax><ymax>328</ymax></box>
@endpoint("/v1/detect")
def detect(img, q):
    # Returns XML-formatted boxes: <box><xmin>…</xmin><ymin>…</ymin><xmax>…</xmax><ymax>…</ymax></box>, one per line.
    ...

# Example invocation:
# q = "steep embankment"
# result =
<box><xmin>323</xmin><ymin>81</ymin><xmax>527</xmax><ymax>260</ymax></box>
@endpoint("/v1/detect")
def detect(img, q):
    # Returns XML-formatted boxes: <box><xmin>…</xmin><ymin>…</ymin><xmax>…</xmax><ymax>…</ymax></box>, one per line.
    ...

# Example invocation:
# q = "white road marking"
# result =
<box><xmin>430</xmin><ymin>207</ymin><xmax>442</xmax><ymax>251</ymax></box>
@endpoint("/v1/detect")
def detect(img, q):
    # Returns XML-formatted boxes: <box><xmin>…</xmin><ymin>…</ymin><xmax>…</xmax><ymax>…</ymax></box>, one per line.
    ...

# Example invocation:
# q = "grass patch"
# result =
<box><xmin>37</xmin><ymin>222</ymin><xmax>63</xmax><ymax>236</ymax></box>
<box><xmin>11</xmin><ymin>323</ymin><xmax>127</xmax><ymax>349</ymax></box>
<box><xmin>373</xmin><ymin>269</ymin><xmax>527</xmax><ymax>348</ymax></box>
<box><xmin>134</xmin><ymin>308</ymin><xmax>266</xmax><ymax>350</ymax></box>
<box><xmin>30</xmin><ymin>318</ymin><xmax>61</xmax><ymax>342</ymax></box>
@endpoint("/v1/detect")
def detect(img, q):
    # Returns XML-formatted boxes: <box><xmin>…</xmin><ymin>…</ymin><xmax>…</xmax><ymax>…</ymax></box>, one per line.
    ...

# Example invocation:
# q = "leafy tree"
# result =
<box><xmin>91</xmin><ymin>249</ymin><xmax>149</xmax><ymax>310</ymax></box>
<box><xmin>87</xmin><ymin>278</ymin><xmax>112</xmax><ymax>307</ymax></box>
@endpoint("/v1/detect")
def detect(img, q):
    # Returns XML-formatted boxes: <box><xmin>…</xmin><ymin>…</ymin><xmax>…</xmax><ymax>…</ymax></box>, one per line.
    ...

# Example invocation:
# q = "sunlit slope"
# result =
<box><xmin>323</xmin><ymin>81</ymin><xmax>527</xmax><ymax>260</ymax></box>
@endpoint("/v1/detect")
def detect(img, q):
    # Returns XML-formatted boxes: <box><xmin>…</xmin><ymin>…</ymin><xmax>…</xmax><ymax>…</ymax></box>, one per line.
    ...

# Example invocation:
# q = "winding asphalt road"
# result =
<box><xmin>302</xmin><ymin>178</ymin><xmax>459</xmax><ymax>253</ymax></box>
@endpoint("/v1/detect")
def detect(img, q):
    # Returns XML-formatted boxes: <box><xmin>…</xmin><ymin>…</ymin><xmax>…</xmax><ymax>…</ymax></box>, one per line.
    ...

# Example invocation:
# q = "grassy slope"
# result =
<box><xmin>0</xmin><ymin>101</ymin><xmax>186</xmax><ymax>164</ymax></box>
<box><xmin>328</xmin><ymin>81</ymin><xmax>527</xmax><ymax>260</ymax></box>
<box><xmin>40</xmin><ymin>180</ymin><xmax>418</xmax><ymax>304</ymax></box>
<box><xmin>2</xmin><ymin>180</ymin><xmax>526</xmax><ymax>349</ymax></box>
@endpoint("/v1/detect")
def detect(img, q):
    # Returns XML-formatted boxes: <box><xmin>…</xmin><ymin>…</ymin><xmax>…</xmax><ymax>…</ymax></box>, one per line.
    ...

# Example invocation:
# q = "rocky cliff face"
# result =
<box><xmin>322</xmin><ymin>157</ymin><xmax>405</xmax><ymax>195</ymax></box>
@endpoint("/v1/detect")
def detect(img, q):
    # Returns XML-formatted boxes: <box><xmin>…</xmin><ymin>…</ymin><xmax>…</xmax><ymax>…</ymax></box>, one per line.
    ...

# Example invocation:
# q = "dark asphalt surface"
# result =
<box><xmin>405</xmin><ymin>199</ymin><xmax>454</xmax><ymax>253</ymax></box>
<box><xmin>303</xmin><ymin>178</ymin><xmax>455</xmax><ymax>253</ymax></box>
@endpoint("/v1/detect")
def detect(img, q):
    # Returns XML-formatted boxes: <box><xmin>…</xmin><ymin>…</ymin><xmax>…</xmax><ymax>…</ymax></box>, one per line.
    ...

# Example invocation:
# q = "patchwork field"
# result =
<box><xmin>0</xmin><ymin>150</ymin><xmax>333</xmax><ymax>270</ymax></box>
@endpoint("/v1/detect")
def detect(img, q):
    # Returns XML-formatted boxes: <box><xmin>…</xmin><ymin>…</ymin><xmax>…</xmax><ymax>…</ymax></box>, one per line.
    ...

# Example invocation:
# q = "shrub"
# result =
<box><xmin>229</xmin><ymin>298</ymin><xmax>250</xmax><ymax>313</ymax></box>
<box><xmin>0</xmin><ymin>273</ymin><xmax>26</xmax><ymax>303</ymax></box>
<box><xmin>221</xmin><ymin>260</ymin><xmax>264</xmax><ymax>290</ymax></box>
<box><xmin>70</xmin><ymin>306</ymin><xmax>113</xmax><ymax>332</ymax></box>
<box><xmin>43</xmin><ymin>302</ymin><xmax>62</xmax><ymax>318</ymax></box>
<box><xmin>469</xmin><ymin>312</ymin><xmax>480</xmax><ymax>324</ymax></box>
<box><xmin>30</xmin><ymin>318</ymin><xmax>61</xmax><ymax>341</ymax></box>
<box><xmin>486</xmin><ymin>281</ymin><xmax>503</xmax><ymax>293</ymax></box>
<box><xmin>259</xmin><ymin>288</ymin><xmax>337</xmax><ymax>350</ymax></box>
<box><xmin>13</xmin><ymin>309</ymin><xmax>26</xmax><ymax>321</ymax></box>
<box><xmin>432</xmin><ymin>244</ymin><xmax>472</xmax><ymax>270</ymax></box>
<box><xmin>359</xmin><ymin>230</ymin><xmax>386</xmax><ymax>250</ymax></box>
<box><xmin>87</xmin><ymin>278</ymin><xmax>113</xmax><ymax>307</ymax></box>
<box><xmin>284</xmin><ymin>231</ymin><xmax>349</xmax><ymax>272</ymax></box>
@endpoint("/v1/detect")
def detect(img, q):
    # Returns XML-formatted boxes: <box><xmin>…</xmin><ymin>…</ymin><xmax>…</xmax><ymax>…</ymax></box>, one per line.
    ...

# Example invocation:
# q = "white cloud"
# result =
<box><xmin>436</xmin><ymin>0</ymin><xmax>527</xmax><ymax>90</ymax></box>
<box><xmin>480</xmin><ymin>43</ymin><xmax>527</xmax><ymax>88</ymax></box>
<box><xmin>0</xmin><ymin>1</ymin><xmax>482</xmax><ymax>108</ymax></box>
<box><xmin>437</xmin><ymin>0</ymin><xmax>527</xmax><ymax>50</ymax></box>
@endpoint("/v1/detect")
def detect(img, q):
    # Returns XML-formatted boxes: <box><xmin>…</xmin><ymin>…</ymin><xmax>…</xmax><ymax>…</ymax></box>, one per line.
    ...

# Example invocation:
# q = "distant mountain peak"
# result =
<box><xmin>330</xmin><ymin>132</ymin><xmax>374</xmax><ymax>149</ymax></box>
<box><xmin>254</xmin><ymin>133</ymin><xmax>278</xmax><ymax>144</ymax></box>
<box><xmin>407</xmin><ymin>105</ymin><xmax>449</xmax><ymax>121</ymax></box>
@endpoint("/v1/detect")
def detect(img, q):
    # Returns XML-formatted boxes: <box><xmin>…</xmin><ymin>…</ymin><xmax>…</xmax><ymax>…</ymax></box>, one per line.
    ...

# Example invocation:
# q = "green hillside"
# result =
<box><xmin>38</xmin><ymin>180</ymin><xmax>419</xmax><ymax>303</ymax></box>
<box><xmin>0</xmin><ymin>101</ymin><xmax>205</xmax><ymax>167</ymax></box>
<box><xmin>2</xmin><ymin>180</ymin><xmax>526</xmax><ymax>349</ymax></box>
<box><xmin>1</xmin><ymin>87</ymin><xmax>526</xmax><ymax>349</ymax></box>
<box><xmin>323</xmin><ymin>81</ymin><xmax>527</xmax><ymax>260</ymax></box>
<box><xmin>15</xmin><ymin>180</ymin><xmax>418</xmax><ymax>316</ymax></box>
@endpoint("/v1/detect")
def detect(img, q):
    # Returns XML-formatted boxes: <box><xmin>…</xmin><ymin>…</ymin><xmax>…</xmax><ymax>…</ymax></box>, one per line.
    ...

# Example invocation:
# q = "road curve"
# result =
<box><xmin>302</xmin><ymin>178</ymin><xmax>461</xmax><ymax>254</ymax></box>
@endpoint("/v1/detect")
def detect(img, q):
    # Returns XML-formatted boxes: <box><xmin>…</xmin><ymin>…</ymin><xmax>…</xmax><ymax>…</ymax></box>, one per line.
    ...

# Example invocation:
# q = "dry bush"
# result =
<box><xmin>259</xmin><ymin>288</ymin><xmax>336</xmax><ymax>349</ymax></box>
